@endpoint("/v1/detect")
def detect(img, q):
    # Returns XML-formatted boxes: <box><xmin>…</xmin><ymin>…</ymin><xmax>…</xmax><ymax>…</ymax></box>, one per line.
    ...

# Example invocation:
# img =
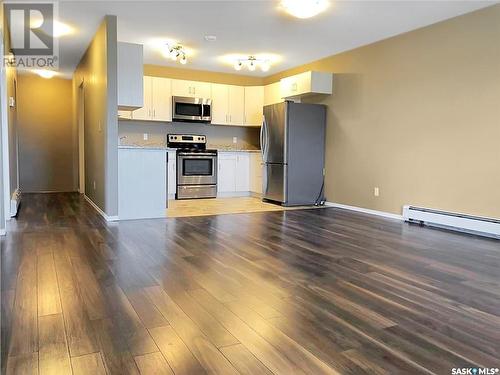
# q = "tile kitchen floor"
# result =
<box><xmin>167</xmin><ymin>196</ymin><xmax>324</xmax><ymax>218</ymax></box>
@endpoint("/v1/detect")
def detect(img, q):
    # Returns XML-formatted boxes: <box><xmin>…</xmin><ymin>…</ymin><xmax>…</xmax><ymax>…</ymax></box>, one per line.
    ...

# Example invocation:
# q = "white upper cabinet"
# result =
<box><xmin>152</xmin><ymin>77</ymin><xmax>172</xmax><ymax>121</ymax></box>
<box><xmin>132</xmin><ymin>76</ymin><xmax>153</xmax><ymax>120</ymax></box>
<box><xmin>244</xmin><ymin>86</ymin><xmax>264</xmax><ymax>126</ymax></box>
<box><xmin>171</xmin><ymin>79</ymin><xmax>211</xmax><ymax>98</ymax></box>
<box><xmin>228</xmin><ymin>85</ymin><xmax>245</xmax><ymax>126</ymax></box>
<box><xmin>211</xmin><ymin>84</ymin><xmax>230</xmax><ymax>125</ymax></box>
<box><xmin>280</xmin><ymin>71</ymin><xmax>332</xmax><ymax>99</ymax></box>
<box><xmin>117</xmin><ymin>42</ymin><xmax>144</xmax><ymax>110</ymax></box>
<box><xmin>132</xmin><ymin>76</ymin><xmax>172</xmax><ymax>122</ymax></box>
<box><xmin>264</xmin><ymin>81</ymin><xmax>283</xmax><ymax>106</ymax></box>
<box><xmin>210</xmin><ymin>84</ymin><xmax>244</xmax><ymax>126</ymax></box>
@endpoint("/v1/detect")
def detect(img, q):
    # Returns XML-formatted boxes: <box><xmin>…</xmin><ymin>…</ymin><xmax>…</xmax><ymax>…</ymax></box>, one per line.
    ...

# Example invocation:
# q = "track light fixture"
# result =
<box><xmin>233</xmin><ymin>56</ymin><xmax>271</xmax><ymax>72</ymax></box>
<box><xmin>165</xmin><ymin>44</ymin><xmax>188</xmax><ymax>65</ymax></box>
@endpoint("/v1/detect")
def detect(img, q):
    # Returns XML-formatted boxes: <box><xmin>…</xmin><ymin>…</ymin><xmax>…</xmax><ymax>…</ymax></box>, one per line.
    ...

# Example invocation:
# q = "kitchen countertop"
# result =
<box><xmin>118</xmin><ymin>145</ymin><xmax>261</xmax><ymax>153</ymax></box>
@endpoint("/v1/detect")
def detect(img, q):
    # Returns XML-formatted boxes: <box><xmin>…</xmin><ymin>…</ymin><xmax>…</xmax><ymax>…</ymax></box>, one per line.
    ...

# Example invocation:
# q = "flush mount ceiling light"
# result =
<box><xmin>32</xmin><ymin>69</ymin><xmax>57</xmax><ymax>79</ymax></box>
<box><xmin>204</xmin><ymin>35</ymin><xmax>217</xmax><ymax>42</ymax></box>
<box><xmin>281</xmin><ymin>0</ymin><xmax>329</xmax><ymax>19</ymax></box>
<box><xmin>164</xmin><ymin>44</ymin><xmax>188</xmax><ymax>65</ymax></box>
<box><xmin>30</xmin><ymin>15</ymin><xmax>74</xmax><ymax>37</ymax></box>
<box><xmin>234</xmin><ymin>56</ymin><xmax>271</xmax><ymax>72</ymax></box>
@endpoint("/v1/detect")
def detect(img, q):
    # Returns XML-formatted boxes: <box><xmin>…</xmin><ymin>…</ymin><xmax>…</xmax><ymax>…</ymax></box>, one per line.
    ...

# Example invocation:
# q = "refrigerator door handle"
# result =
<box><xmin>262</xmin><ymin>115</ymin><xmax>269</xmax><ymax>162</ymax></box>
<box><xmin>260</xmin><ymin>116</ymin><xmax>266</xmax><ymax>161</ymax></box>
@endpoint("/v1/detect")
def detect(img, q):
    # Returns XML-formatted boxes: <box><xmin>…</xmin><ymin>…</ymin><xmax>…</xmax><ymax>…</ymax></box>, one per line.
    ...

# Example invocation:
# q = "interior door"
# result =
<box><xmin>263</xmin><ymin>102</ymin><xmax>286</xmax><ymax>163</ymax></box>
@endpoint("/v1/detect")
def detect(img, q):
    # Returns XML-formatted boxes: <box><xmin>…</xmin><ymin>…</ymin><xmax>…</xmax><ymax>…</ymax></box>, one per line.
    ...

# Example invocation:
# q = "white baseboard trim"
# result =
<box><xmin>84</xmin><ymin>194</ymin><xmax>120</xmax><ymax>222</ymax></box>
<box><xmin>217</xmin><ymin>191</ymin><xmax>251</xmax><ymax>198</ymax></box>
<box><xmin>10</xmin><ymin>189</ymin><xmax>21</xmax><ymax>217</ymax></box>
<box><xmin>325</xmin><ymin>202</ymin><xmax>403</xmax><ymax>221</ymax></box>
<box><xmin>0</xmin><ymin>228</ymin><xmax>6</xmax><ymax>236</ymax></box>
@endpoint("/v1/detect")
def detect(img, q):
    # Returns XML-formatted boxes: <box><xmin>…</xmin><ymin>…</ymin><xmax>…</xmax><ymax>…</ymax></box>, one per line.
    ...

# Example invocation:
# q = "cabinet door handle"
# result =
<box><xmin>153</xmin><ymin>109</ymin><xmax>156</xmax><ymax>118</ymax></box>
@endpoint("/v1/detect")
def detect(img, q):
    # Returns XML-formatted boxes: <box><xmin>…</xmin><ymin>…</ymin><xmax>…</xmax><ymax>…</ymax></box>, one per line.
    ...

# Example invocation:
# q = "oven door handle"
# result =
<box><xmin>178</xmin><ymin>154</ymin><xmax>217</xmax><ymax>159</ymax></box>
<box><xmin>178</xmin><ymin>153</ymin><xmax>217</xmax><ymax>157</ymax></box>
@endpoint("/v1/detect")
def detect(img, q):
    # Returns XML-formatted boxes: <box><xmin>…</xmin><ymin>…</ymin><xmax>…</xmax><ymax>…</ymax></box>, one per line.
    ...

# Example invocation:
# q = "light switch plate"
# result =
<box><xmin>233</xmin><ymin>137</ymin><xmax>237</xmax><ymax>144</ymax></box>
<box><xmin>143</xmin><ymin>133</ymin><xmax>148</xmax><ymax>141</ymax></box>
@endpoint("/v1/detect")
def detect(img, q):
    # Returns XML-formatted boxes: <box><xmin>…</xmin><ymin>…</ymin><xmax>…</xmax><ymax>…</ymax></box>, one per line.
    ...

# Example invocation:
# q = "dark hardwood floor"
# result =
<box><xmin>1</xmin><ymin>193</ymin><xmax>499</xmax><ymax>374</ymax></box>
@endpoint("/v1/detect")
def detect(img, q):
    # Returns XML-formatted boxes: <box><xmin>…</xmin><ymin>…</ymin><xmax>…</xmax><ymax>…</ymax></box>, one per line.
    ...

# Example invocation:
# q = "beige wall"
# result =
<box><xmin>144</xmin><ymin>64</ymin><xmax>263</xmax><ymax>86</ymax></box>
<box><xmin>17</xmin><ymin>74</ymin><xmax>76</xmax><ymax>192</ymax></box>
<box><xmin>73</xmin><ymin>16</ymin><xmax>118</xmax><ymax>216</ymax></box>
<box><xmin>266</xmin><ymin>4</ymin><xmax>500</xmax><ymax>219</ymax></box>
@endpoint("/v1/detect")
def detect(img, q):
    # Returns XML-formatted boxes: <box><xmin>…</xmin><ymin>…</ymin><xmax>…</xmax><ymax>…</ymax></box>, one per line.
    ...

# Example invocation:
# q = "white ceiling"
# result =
<box><xmin>52</xmin><ymin>0</ymin><xmax>497</xmax><ymax>77</ymax></box>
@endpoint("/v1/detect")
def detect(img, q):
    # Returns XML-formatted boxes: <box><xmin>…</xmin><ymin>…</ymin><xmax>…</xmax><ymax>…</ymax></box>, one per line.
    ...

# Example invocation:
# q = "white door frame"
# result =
<box><xmin>78</xmin><ymin>81</ymin><xmax>85</xmax><ymax>193</ymax></box>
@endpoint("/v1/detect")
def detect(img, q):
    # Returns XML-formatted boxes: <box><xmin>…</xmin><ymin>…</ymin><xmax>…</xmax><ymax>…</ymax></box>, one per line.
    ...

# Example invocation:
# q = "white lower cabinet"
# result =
<box><xmin>235</xmin><ymin>153</ymin><xmax>250</xmax><ymax>192</ymax></box>
<box><xmin>250</xmin><ymin>153</ymin><xmax>263</xmax><ymax>194</ymax></box>
<box><xmin>167</xmin><ymin>151</ymin><xmax>176</xmax><ymax>198</ymax></box>
<box><xmin>217</xmin><ymin>152</ymin><xmax>253</xmax><ymax>196</ymax></box>
<box><xmin>217</xmin><ymin>153</ymin><xmax>238</xmax><ymax>193</ymax></box>
<box><xmin>118</xmin><ymin>148</ymin><xmax>167</xmax><ymax>220</ymax></box>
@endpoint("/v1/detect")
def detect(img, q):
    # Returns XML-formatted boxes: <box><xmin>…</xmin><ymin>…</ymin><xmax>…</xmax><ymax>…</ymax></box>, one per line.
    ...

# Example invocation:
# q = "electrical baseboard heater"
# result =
<box><xmin>403</xmin><ymin>205</ymin><xmax>500</xmax><ymax>239</ymax></box>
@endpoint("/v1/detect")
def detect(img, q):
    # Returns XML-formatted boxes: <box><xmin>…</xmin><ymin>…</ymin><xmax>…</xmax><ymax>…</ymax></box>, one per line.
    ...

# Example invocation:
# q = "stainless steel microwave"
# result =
<box><xmin>172</xmin><ymin>96</ymin><xmax>212</xmax><ymax>123</ymax></box>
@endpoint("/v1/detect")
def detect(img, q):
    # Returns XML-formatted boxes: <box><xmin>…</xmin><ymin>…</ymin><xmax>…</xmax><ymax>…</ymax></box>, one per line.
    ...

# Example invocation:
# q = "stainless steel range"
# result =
<box><xmin>167</xmin><ymin>134</ymin><xmax>217</xmax><ymax>199</ymax></box>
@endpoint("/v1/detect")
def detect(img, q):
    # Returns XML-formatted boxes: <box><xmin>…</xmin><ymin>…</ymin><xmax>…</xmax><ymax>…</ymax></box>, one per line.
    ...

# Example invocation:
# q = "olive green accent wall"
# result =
<box><xmin>144</xmin><ymin>64</ymin><xmax>264</xmax><ymax>86</ymax></box>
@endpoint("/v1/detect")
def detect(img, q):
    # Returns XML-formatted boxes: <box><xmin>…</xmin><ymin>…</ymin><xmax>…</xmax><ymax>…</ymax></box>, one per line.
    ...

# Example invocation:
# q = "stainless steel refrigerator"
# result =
<box><xmin>261</xmin><ymin>101</ymin><xmax>326</xmax><ymax>206</ymax></box>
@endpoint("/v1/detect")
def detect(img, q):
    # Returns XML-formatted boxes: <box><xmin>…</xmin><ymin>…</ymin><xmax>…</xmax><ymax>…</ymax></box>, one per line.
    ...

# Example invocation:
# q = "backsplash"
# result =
<box><xmin>118</xmin><ymin>120</ymin><xmax>260</xmax><ymax>150</ymax></box>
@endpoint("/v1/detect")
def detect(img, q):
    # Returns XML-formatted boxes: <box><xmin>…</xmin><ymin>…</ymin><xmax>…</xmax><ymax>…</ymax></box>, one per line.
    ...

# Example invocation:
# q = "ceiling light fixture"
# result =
<box><xmin>164</xmin><ymin>44</ymin><xmax>188</xmax><ymax>65</ymax></box>
<box><xmin>204</xmin><ymin>35</ymin><xmax>217</xmax><ymax>42</ymax></box>
<box><xmin>30</xmin><ymin>16</ymin><xmax>74</xmax><ymax>37</ymax></box>
<box><xmin>33</xmin><ymin>69</ymin><xmax>57</xmax><ymax>79</ymax></box>
<box><xmin>233</xmin><ymin>56</ymin><xmax>271</xmax><ymax>72</ymax></box>
<box><xmin>281</xmin><ymin>0</ymin><xmax>329</xmax><ymax>19</ymax></box>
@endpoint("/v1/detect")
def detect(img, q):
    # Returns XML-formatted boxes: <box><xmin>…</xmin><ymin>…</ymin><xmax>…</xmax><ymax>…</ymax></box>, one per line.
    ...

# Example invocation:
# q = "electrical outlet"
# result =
<box><xmin>143</xmin><ymin>133</ymin><xmax>148</xmax><ymax>141</ymax></box>
<box><xmin>233</xmin><ymin>137</ymin><xmax>238</xmax><ymax>144</ymax></box>
<box><xmin>374</xmin><ymin>187</ymin><xmax>380</xmax><ymax>197</ymax></box>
